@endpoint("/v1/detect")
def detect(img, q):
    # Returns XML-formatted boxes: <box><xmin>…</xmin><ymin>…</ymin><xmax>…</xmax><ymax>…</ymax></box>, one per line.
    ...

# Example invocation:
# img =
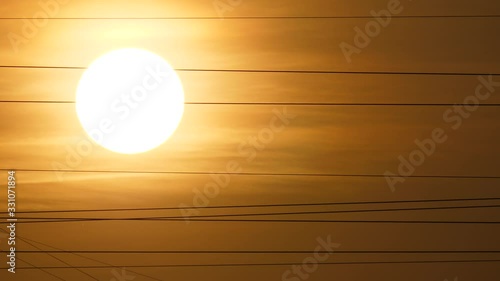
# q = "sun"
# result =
<box><xmin>75</xmin><ymin>48</ymin><xmax>185</xmax><ymax>154</ymax></box>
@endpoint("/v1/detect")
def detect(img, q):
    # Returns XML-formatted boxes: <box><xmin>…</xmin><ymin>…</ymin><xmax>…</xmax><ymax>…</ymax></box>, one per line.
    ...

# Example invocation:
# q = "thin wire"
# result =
<box><xmin>3</xmin><ymin>101</ymin><xmax>500</xmax><ymax>106</ymax></box>
<box><xmin>17</xmin><ymin>235</ymin><xmax>164</xmax><ymax>281</ymax></box>
<box><xmin>8</xmin><ymin>259</ymin><xmax>500</xmax><ymax>270</ymax></box>
<box><xmin>18</xmin><ymin>237</ymin><xmax>99</xmax><ymax>280</ymax></box>
<box><xmin>3</xmin><ymin>168</ymin><xmax>500</xmax><ymax>179</ymax></box>
<box><xmin>9</xmin><ymin>250</ymin><xmax>500</xmax><ymax>254</ymax></box>
<box><xmin>0</xmin><ymin>229</ymin><xmax>68</xmax><ymax>281</ymax></box>
<box><xmin>4</xmin><ymin>197</ymin><xmax>500</xmax><ymax>215</ymax></box>
<box><xmin>9</xmin><ymin>204</ymin><xmax>500</xmax><ymax>221</ymax></box>
<box><xmin>0</xmin><ymin>65</ymin><xmax>499</xmax><ymax>76</ymax></box>
<box><xmin>3</xmin><ymin>197</ymin><xmax>500</xmax><ymax>215</ymax></box>
<box><xmin>16</xmin><ymin>257</ymin><xmax>67</xmax><ymax>281</ymax></box>
<box><xmin>1</xmin><ymin>15</ymin><xmax>500</xmax><ymax>19</ymax></box>
<box><xmin>5</xmin><ymin>218</ymin><xmax>500</xmax><ymax>225</ymax></box>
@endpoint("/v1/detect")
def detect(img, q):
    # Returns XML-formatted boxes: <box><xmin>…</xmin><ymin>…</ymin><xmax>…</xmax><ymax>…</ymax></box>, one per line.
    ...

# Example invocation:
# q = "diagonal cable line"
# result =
<box><xmin>16</xmin><ymin>257</ymin><xmax>67</xmax><ymax>281</ymax></box>
<box><xmin>6</xmin><ymin>259</ymin><xmax>500</xmax><ymax>270</ymax></box>
<box><xmin>16</xmin><ymin>235</ymin><xmax>164</xmax><ymax>281</ymax></box>
<box><xmin>4</xmin><ymin>218</ymin><xmax>500</xmax><ymax>225</ymax></box>
<box><xmin>0</xmin><ymin>229</ymin><xmax>68</xmax><ymax>281</ymax></box>
<box><xmin>18</xmin><ymin>237</ymin><xmax>99</xmax><ymax>281</ymax></box>
<box><xmin>7</xmin><ymin>203</ymin><xmax>500</xmax><ymax>221</ymax></box>
<box><xmin>4</xmin><ymin>197</ymin><xmax>500</xmax><ymax>214</ymax></box>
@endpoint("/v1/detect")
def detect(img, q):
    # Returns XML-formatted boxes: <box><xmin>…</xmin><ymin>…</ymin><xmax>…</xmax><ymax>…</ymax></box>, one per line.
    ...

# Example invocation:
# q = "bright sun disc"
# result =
<box><xmin>76</xmin><ymin>48</ymin><xmax>185</xmax><ymax>154</ymax></box>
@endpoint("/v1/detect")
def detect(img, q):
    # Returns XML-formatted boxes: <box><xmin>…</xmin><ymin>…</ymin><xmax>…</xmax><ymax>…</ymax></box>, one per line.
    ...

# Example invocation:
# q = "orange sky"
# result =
<box><xmin>1</xmin><ymin>1</ymin><xmax>500</xmax><ymax>280</ymax></box>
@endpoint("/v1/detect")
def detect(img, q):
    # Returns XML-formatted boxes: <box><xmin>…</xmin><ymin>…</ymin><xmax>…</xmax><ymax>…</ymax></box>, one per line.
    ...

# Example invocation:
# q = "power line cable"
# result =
<box><xmin>1</xmin><ymin>65</ymin><xmax>500</xmax><ymax>76</ymax></box>
<box><xmin>7</xmin><ymin>203</ymin><xmax>500</xmax><ymax>221</ymax></box>
<box><xmin>7</xmin><ymin>259</ymin><xmax>500</xmax><ymax>270</ymax></box>
<box><xmin>4</xmin><ymin>197</ymin><xmax>500</xmax><ymax>214</ymax></box>
<box><xmin>1</xmin><ymin>15</ymin><xmax>500</xmax><ymax>20</ymax></box>
<box><xmin>7</xmin><ymin>250</ymin><xmax>500</xmax><ymax>254</ymax></box>
<box><xmin>3</xmin><ymin>100</ymin><xmax>500</xmax><ymax>106</ymax></box>
<box><xmin>16</xmin><ymin>235</ymin><xmax>164</xmax><ymax>281</ymax></box>
<box><xmin>5</xmin><ymin>218</ymin><xmax>500</xmax><ymax>225</ymax></box>
<box><xmin>2</xmin><ymin>168</ymin><xmax>500</xmax><ymax>179</ymax></box>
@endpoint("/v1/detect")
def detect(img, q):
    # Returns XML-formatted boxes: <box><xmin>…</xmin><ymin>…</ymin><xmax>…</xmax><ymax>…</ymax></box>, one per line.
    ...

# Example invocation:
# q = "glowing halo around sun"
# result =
<box><xmin>75</xmin><ymin>48</ymin><xmax>185</xmax><ymax>154</ymax></box>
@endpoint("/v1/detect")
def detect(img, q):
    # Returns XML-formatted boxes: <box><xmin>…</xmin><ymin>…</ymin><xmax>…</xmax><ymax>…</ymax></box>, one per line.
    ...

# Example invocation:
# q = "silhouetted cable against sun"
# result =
<box><xmin>1</xmin><ymin>65</ymin><xmax>500</xmax><ymax>76</ymax></box>
<box><xmin>3</xmin><ymin>100</ymin><xmax>500</xmax><ymax>106</ymax></box>
<box><xmin>2</xmin><ymin>168</ymin><xmax>500</xmax><ymax>180</ymax></box>
<box><xmin>1</xmin><ymin>15</ymin><xmax>500</xmax><ymax>19</ymax></box>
